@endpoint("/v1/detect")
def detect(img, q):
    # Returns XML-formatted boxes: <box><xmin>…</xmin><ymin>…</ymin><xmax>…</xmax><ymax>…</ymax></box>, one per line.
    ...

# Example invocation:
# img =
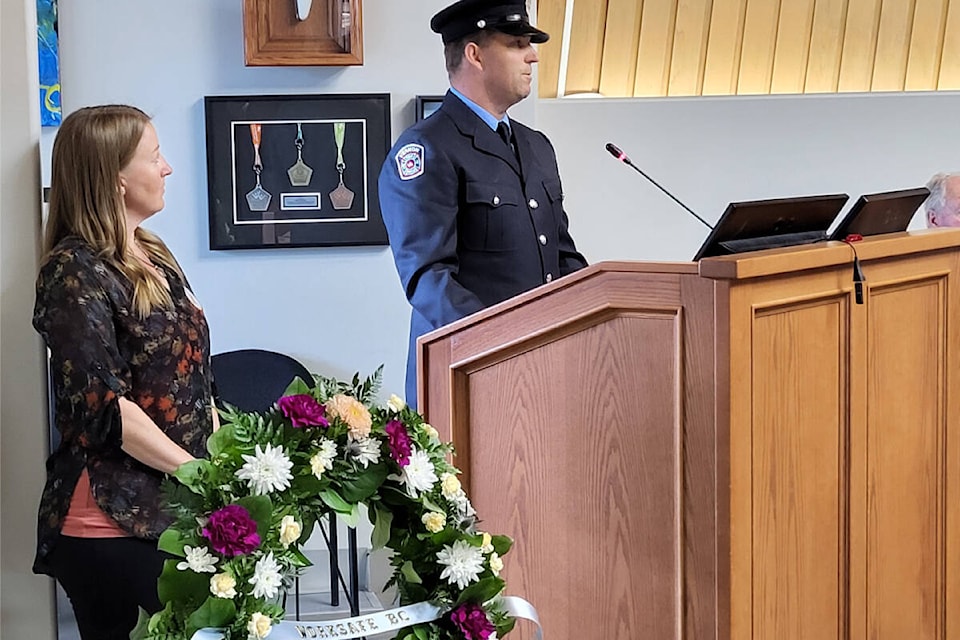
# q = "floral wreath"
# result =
<box><xmin>133</xmin><ymin>368</ymin><xmax>519</xmax><ymax>640</ymax></box>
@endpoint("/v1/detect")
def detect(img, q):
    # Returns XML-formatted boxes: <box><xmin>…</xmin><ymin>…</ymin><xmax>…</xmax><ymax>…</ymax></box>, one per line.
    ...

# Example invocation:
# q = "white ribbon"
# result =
<box><xmin>191</xmin><ymin>596</ymin><xmax>541</xmax><ymax>640</ymax></box>
<box><xmin>501</xmin><ymin>596</ymin><xmax>543</xmax><ymax>639</ymax></box>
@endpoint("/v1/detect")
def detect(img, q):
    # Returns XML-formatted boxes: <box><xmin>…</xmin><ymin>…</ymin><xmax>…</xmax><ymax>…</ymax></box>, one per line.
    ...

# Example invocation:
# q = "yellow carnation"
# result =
<box><xmin>489</xmin><ymin>551</ymin><xmax>504</xmax><ymax>576</ymax></box>
<box><xmin>422</xmin><ymin>423</ymin><xmax>439</xmax><ymax>439</ymax></box>
<box><xmin>326</xmin><ymin>394</ymin><xmax>372</xmax><ymax>439</ymax></box>
<box><xmin>422</xmin><ymin>511</ymin><xmax>446</xmax><ymax>533</ymax></box>
<box><xmin>209</xmin><ymin>572</ymin><xmax>237</xmax><ymax>599</ymax></box>
<box><xmin>247</xmin><ymin>612</ymin><xmax>272</xmax><ymax>639</ymax></box>
<box><xmin>480</xmin><ymin>532</ymin><xmax>493</xmax><ymax>554</ymax></box>
<box><xmin>387</xmin><ymin>394</ymin><xmax>405</xmax><ymax>412</ymax></box>
<box><xmin>279</xmin><ymin>514</ymin><xmax>301</xmax><ymax>548</ymax></box>
<box><xmin>440</xmin><ymin>472</ymin><xmax>461</xmax><ymax>498</ymax></box>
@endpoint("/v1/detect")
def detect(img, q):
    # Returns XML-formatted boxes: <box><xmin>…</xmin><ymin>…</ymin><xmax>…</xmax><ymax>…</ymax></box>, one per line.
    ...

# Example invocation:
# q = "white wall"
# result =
<box><xmin>1</xmin><ymin>0</ymin><xmax>58</xmax><ymax>637</ymax></box>
<box><xmin>538</xmin><ymin>92</ymin><xmax>960</xmax><ymax>263</ymax></box>
<box><xmin>53</xmin><ymin>0</ymin><xmax>465</xmax><ymax>399</ymax></box>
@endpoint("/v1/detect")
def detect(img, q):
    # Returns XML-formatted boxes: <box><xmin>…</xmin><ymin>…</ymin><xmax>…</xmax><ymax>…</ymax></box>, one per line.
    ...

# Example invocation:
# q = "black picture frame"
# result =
<box><xmin>204</xmin><ymin>93</ymin><xmax>391</xmax><ymax>250</ymax></box>
<box><xmin>415</xmin><ymin>95</ymin><xmax>445</xmax><ymax>122</ymax></box>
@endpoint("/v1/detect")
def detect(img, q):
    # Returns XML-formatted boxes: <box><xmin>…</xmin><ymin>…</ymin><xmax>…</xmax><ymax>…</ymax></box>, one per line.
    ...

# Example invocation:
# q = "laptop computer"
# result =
<box><xmin>693</xmin><ymin>193</ymin><xmax>850</xmax><ymax>261</ymax></box>
<box><xmin>828</xmin><ymin>187</ymin><xmax>930</xmax><ymax>241</ymax></box>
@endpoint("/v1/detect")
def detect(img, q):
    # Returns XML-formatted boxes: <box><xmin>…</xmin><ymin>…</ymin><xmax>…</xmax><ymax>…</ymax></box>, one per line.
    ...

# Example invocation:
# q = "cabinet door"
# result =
<box><xmin>728</xmin><ymin>268</ymin><xmax>852</xmax><ymax>640</ymax></box>
<box><xmin>855</xmin><ymin>250</ymin><xmax>960</xmax><ymax>640</ymax></box>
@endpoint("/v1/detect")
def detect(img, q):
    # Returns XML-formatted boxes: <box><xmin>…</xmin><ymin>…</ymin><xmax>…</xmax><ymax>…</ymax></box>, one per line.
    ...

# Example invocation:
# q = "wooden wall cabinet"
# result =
<box><xmin>243</xmin><ymin>0</ymin><xmax>363</xmax><ymax>66</ymax></box>
<box><xmin>419</xmin><ymin>231</ymin><xmax>960</xmax><ymax>639</ymax></box>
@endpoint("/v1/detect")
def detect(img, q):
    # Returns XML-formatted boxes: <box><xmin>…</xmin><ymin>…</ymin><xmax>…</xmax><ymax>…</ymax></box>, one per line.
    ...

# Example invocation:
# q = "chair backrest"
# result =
<box><xmin>211</xmin><ymin>349</ymin><xmax>313</xmax><ymax>413</ymax></box>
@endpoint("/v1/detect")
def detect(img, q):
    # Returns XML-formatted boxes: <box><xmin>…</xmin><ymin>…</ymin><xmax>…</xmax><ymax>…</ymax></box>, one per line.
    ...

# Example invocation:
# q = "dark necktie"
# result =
<box><xmin>496</xmin><ymin>121</ymin><xmax>517</xmax><ymax>159</ymax></box>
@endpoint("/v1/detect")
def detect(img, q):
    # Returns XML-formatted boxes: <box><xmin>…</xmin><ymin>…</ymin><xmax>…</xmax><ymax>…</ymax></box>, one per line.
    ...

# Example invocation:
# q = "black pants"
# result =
<box><xmin>49</xmin><ymin>536</ymin><xmax>167</xmax><ymax>640</ymax></box>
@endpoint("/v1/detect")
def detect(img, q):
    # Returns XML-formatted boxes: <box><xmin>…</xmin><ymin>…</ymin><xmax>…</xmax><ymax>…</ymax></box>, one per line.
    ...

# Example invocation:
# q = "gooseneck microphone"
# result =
<box><xmin>605</xmin><ymin>142</ymin><xmax>714</xmax><ymax>230</ymax></box>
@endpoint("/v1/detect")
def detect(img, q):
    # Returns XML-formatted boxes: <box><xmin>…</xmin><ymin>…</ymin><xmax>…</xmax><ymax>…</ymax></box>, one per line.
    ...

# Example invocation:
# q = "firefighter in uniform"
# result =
<box><xmin>378</xmin><ymin>0</ymin><xmax>588</xmax><ymax>406</ymax></box>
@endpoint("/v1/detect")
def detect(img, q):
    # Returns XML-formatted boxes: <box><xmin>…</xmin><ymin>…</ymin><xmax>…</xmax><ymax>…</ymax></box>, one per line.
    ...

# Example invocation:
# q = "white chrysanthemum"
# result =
<box><xmin>247</xmin><ymin>611</ymin><xmax>272</xmax><ymax>639</ymax></box>
<box><xmin>249</xmin><ymin>551</ymin><xmax>284</xmax><ymax>599</ymax></box>
<box><xmin>176</xmin><ymin>545</ymin><xmax>218</xmax><ymax>573</ymax></box>
<box><xmin>436</xmin><ymin>539</ymin><xmax>485</xmax><ymax>590</ymax></box>
<box><xmin>210</xmin><ymin>572</ymin><xmax>237</xmax><ymax>599</ymax></box>
<box><xmin>387</xmin><ymin>394</ymin><xmax>405</xmax><ymax>412</ymax></box>
<box><xmin>440</xmin><ymin>472</ymin><xmax>461</xmax><ymax>498</ymax></box>
<box><xmin>346</xmin><ymin>436</ymin><xmax>381</xmax><ymax>468</ymax></box>
<box><xmin>237</xmin><ymin>443</ymin><xmax>293</xmax><ymax>495</ymax></box>
<box><xmin>310</xmin><ymin>438</ymin><xmax>337</xmax><ymax>478</ymax></box>
<box><xmin>489</xmin><ymin>552</ymin><xmax>504</xmax><ymax>577</ymax></box>
<box><xmin>396</xmin><ymin>448</ymin><xmax>438</xmax><ymax>498</ymax></box>
<box><xmin>451</xmin><ymin>489</ymin><xmax>476</xmax><ymax>517</ymax></box>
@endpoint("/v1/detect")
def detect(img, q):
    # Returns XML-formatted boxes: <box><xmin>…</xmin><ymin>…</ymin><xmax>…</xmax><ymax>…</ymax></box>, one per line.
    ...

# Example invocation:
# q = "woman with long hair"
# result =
<box><xmin>33</xmin><ymin>104</ymin><xmax>216</xmax><ymax>639</ymax></box>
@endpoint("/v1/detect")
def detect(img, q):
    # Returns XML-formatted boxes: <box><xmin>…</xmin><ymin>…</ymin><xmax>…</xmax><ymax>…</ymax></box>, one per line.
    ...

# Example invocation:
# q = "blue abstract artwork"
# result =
<box><xmin>37</xmin><ymin>0</ymin><xmax>61</xmax><ymax>126</ymax></box>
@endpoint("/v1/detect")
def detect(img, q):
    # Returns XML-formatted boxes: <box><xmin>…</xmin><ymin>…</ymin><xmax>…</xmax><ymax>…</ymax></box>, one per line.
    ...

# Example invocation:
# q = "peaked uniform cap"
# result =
<box><xmin>430</xmin><ymin>0</ymin><xmax>549</xmax><ymax>44</ymax></box>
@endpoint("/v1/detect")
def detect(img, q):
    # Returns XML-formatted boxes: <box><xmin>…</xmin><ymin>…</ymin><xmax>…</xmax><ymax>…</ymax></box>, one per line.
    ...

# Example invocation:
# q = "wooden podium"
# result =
<box><xmin>417</xmin><ymin>231</ymin><xmax>960</xmax><ymax>640</ymax></box>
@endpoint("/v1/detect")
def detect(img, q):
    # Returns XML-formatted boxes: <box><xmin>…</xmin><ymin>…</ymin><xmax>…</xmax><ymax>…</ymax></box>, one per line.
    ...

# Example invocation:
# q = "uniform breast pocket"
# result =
<box><xmin>542</xmin><ymin>178</ymin><xmax>564</xmax><ymax>218</ymax></box>
<box><xmin>460</xmin><ymin>181</ymin><xmax>524</xmax><ymax>252</ymax></box>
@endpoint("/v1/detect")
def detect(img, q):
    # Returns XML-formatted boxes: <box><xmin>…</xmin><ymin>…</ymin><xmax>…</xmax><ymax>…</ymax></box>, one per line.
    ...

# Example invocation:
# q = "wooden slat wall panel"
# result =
<box><xmin>804</xmin><ymin>0</ymin><xmax>849</xmax><ymax>93</ymax></box>
<box><xmin>536</xmin><ymin>0</ymin><xmax>960</xmax><ymax>97</ymax></box>
<box><xmin>535</xmin><ymin>0</ymin><xmax>567</xmax><ymax>102</ymax></box>
<box><xmin>770</xmin><ymin>0</ymin><xmax>816</xmax><ymax>94</ymax></box>
<box><xmin>837</xmin><ymin>0</ymin><xmax>882</xmax><ymax>91</ymax></box>
<box><xmin>702</xmin><ymin>0</ymin><xmax>748</xmax><ymax>95</ymax></box>
<box><xmin>871</xmin><ymin>0</ymin><xmax>917</xmax><ymax>90</ymax></box>
<box><xmin>599</xmin><ymin>0</ymin><xmax>645</xmax><ymax>97</ymax></box>
<box><xmin>634</xmin><ymin>1</ymin><xmax>679</xmax><ymax>96</ymax></box>
<box><xmin>939</xmin><ymin>0</ymin><xmax>960</xmax><ymax>88</ymax></box>
<box><xmin>668</xmin><ymin>0</ymin><xmax>713</xmax><ymax>95</ymax></box>
<box><xmin>904</xmin><ymin>0</ymin><xmax>949</xmax><ymax>90</ymax></box>
<box><xmin>564</xmin><ymin>0</ymin><xmax>608</xmax><ymax>94</ymax></box>
<box><xmin>737</xmin><ymin>0</ymin><xmax>782</xmax><ymax>94</ymax></box>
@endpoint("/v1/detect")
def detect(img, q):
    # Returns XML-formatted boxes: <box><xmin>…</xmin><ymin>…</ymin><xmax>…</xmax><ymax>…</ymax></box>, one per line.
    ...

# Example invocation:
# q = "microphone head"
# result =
<box><xmin>605</xmin><ymin>142</ymin><xmax>629</xmax><ymax>164</ymax></box>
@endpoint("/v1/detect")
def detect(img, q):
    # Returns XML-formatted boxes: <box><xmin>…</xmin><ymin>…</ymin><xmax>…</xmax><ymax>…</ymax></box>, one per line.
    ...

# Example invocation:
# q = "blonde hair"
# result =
<box><xmin>44</xmin><ymin>104</ymin><xmax>184</xmax><ymax>318</ymax></box>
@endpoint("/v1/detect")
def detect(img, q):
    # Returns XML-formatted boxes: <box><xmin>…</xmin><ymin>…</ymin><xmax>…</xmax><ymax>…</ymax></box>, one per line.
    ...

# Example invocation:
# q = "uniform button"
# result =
<box><xmin>538</xmin><ymin>234</ymin><xmax>547</xmax><ymax>245</ymax></box>
<box><xmin>528</xmin><ymin>198</ymin><xmax>539</xmax><ymax>209</ymax></box>
<box><xmin>492</xmin><ymin>195</ymin><xmax>500</xmax><ymax>205</ymax></box>
<box><xmin>545</xmin><ymin>273</ymin><xmax>553</xmax><ymax>283</ymax></box>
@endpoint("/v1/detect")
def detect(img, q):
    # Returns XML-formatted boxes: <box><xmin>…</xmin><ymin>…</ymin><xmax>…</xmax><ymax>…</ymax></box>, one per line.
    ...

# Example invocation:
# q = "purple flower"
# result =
<box><xmin>278</xmin><ymin>394</ymin><xmax>329</xmax><ymax>428</ymax></box>
<box><xmin>449</xmin><ymin>603</ymin><xmax>496</xmax><ymax>640</ymax></box>
<box><xmin>385</xmin><ymin>419</ymin><xmax>412</xmax><ymax>467</ymax></box>
<box><xmin>201</xmin><ymin>504</ymin><xmax>261</xmax><ymax>557</ymax></box>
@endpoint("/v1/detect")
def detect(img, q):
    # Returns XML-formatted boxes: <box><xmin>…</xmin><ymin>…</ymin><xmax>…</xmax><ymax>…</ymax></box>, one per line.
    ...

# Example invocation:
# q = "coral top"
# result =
<box><xmin>61</xmin><ymin>468</ymin><xmax>129</xmax><ymax>538</ymax></box>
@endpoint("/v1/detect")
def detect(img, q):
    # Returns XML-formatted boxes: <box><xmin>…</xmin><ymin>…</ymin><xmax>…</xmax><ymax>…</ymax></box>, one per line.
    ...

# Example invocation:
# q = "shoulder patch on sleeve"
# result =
<box><xmin>395</xmin><ymin>143</ymin><xmax>425</xmax><ymax>180</ymax></box>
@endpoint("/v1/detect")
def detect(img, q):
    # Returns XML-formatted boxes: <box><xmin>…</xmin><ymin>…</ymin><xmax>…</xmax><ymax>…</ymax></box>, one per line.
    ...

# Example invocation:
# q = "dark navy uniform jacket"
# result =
<box><xmin>379</xmin><ymin>91</ymin><xmax>588</xmax><ymax>406</ymax></box>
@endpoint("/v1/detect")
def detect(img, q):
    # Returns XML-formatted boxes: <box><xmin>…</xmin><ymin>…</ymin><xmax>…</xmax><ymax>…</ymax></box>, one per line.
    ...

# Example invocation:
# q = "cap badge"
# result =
<box><xmin>476</xmin><ymin>19</ymin><xmax>486</xmax><ymax>28</ymax></box>
<box><xmin>396</xmin><ymin>143</ymin><xmax>425</xmax><ymax>180</ymax></box>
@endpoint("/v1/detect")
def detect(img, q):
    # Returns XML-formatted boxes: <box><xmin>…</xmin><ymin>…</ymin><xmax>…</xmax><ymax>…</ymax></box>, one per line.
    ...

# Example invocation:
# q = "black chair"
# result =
<box><xmin>210</xmin><ymin>349</ymin><xmax>364</xmax><ymax>620</ymax></box>
<box><xmin>211</xmin><ymin>348</ymin><xmax>313</xmax><ymax>413</ymax></box>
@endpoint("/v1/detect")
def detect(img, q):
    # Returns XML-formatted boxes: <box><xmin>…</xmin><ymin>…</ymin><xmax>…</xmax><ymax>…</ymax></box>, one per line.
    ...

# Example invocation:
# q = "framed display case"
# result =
<box><xmin>415</xmin><ymin>95</ymin><xmax>445</xmax><ymax>121</ymax></box>
<box><xmin>243</xmin><ymin>0</ymin><xmax>363</xmax><ymax>66</ymax></box>
<box><xmin>204</xmin><ymin>93</ymin><xmax>390</xmax><ymax>250</ymax></box>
